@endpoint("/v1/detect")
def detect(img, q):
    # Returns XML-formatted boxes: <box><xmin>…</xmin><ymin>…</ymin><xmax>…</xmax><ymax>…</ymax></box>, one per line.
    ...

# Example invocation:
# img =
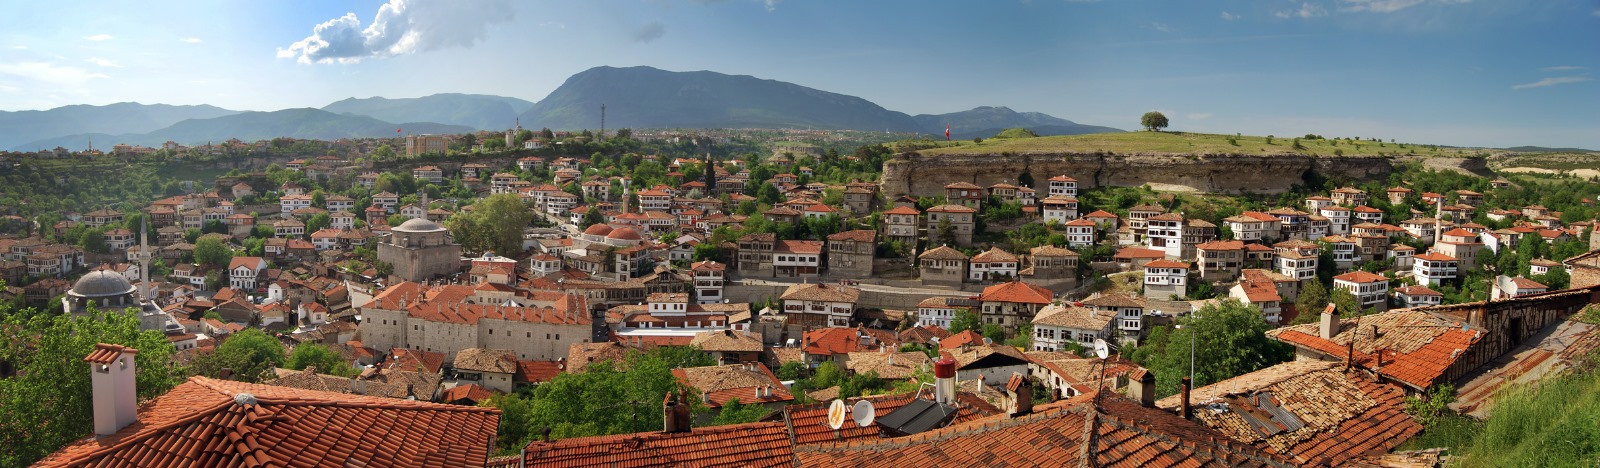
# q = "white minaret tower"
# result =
<box><xmin>137</xmin><ymin>216</ymin><xmax>151</xmax><ymax>301</ymax></box>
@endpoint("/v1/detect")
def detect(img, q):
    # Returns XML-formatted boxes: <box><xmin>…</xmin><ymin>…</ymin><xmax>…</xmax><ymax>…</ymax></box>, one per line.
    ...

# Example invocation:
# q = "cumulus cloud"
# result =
<box><xmin>84</xmin><ymin>57</ymin><xmax>121</xmax><ymax>68</ymax></box>
<box><xmin>180</xmin><ymin>37</ymin><xmax>203</xmax><ymax>44</ymax></box>
<box><xmin>83</xmin><ymin>34</ymin><xmax>114</xmax><ymax>41</ymax></box>
<box><xmin>632</xmin><ymin>22</ymin><xmax>667</xmax><ymax>42</ymax></box>
<box><xmin>1542</xmin><ymin>65</ymin><xmax>1586</xmax><ymax>72</ymax></box>
<box><xmin>1275</xmin><ymin>2</ymin><xmax>1328</xmax><ymax>18</ymax></box>
<box><xmin>1511</xmin><ymin>76</ymin><xmax>1592</xmax><ymax>90</ymax></box>
<box><xmin>763</xmin><ymin>0</ymin><xmax>782</xmax><ymax>11</ymax></box>
<box><xmin>277</xmin><ymin>0</ymin><xmax>514</xmax><ymax>64</ymax></box>
<box><xmin>1220</xmin><ymin>11</ymin><xmax>1240</xmax><ymax>21</ymax></box>
<box><xmin>0</xmin><ymin>61</ymin><xmax>110</xmax><ymax>85</ymax></box>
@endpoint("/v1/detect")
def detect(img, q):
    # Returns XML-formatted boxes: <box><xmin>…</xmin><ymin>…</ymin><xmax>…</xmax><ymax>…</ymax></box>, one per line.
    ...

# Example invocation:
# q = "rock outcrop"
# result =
<box><xmin>880</xmin><ymin>151</ymin><xmax>1397</xmax><ymax>197</ymax></box>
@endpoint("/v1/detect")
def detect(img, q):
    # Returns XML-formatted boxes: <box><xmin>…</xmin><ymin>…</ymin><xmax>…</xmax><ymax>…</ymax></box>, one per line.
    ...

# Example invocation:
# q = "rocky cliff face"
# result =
<box><xmin>880</xmin><ymin>151</ymin><xmax>1397</xmax><ymax>197</ymax></box>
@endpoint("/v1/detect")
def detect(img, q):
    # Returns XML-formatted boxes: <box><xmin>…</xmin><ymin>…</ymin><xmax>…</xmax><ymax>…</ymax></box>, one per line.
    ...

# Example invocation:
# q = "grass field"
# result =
<box><xmin>911</xmin><ymin>131</ymin><xmax>1481</xmax><ymax>158</ymax></box>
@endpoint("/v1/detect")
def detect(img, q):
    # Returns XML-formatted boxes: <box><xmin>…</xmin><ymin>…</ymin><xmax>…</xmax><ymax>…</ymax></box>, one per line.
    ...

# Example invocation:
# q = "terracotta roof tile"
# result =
<box><xmin>35</xmin><ymin>376</ymin><xmax>499</xmax><ymax>468</ymax></box>
<box><xmin>1267</xmin><ymin>309</ymin><xmax>1484</xmax><ymax>390</ymax></box>
<box><xmin>793</xmin><ymin>392</ymin><xmax>1291</xmax><ymax>467</ymax></box>
<box><xmin>523</xmin><ymin>421</ymin><xmax>796</xmax><ymax>467</ymax></box>
<box><xmin>784</xmin><ymin>392</ymin><xmax>999</xmax><ymax>446</ymax></box>
<box><xmin>977</xmin><ymin>281</ymin><xmax>1054</xmax><ymax>305</ymax></box>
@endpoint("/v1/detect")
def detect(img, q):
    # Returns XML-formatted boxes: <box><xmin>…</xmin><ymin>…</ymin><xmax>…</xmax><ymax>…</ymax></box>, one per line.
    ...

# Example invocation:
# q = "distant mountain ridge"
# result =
<box><xmin>5</xmin><ymin>66</ymin><xmax>1122</xmax><ymax>151</ymax></box>
<box><xmin>0</xmin><ymin>102</ymin><xmax>239</xmax><ymax>150</ymax></box>
<box><xmin>322</xmin><ymin>93</ymin><xmax>535</xmax><ymax>131</ymax></box>
<box><xmin>913</xmin><ymin>106</ymin><xmax>1123</xmax><ymax>139</ymax></box>
<box><xmin>12</xmin><ymin>109</ymin><xmax>471</xmax><ymax>151</ymax></box>
<box><xmin>518</xmin><ymin>66</ymin><xmax>925</xmax><ymax>132</ymax></box>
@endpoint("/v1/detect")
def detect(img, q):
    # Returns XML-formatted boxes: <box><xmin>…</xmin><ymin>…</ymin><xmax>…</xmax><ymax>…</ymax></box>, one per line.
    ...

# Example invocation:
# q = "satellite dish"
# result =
<box><xmin>852</xmin><ymin>400</ymin><xmax>876</xmax><ymax>427</ymax></box>
<box><xmin>826</xmin><ymin>399</ymin><xmax>847</xmax><ymax>430</ymax></box>
<box><xmin>1093</xmin><ymin>339</ymin><xmax>1110</xmax><ymax>359</ymax></box>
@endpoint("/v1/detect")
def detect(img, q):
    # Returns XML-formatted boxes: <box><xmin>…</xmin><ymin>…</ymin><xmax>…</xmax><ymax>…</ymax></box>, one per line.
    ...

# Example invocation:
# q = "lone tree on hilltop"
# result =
<box><xmin>1141</xmin><ymin>111</ymin><xmax>1170</xmax><ymax>131</ymax></box>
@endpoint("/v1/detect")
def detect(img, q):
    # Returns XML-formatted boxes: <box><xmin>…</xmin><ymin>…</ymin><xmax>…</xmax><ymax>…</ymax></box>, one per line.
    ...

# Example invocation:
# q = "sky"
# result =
<box><xmin>1</xmin><ymin>0</ymin><xmax>1597</xmax><ymax>149</ymax></box>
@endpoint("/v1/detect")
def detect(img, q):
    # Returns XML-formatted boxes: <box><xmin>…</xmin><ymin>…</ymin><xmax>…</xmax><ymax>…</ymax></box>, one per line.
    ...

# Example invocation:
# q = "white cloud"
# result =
<box><xmin>10</xmin><ymin>45</ymin><xmax>27</xmax><ymax>50</ymax></box>
<box><xmin>1151</xmin><ymin>22</ymin><xmax>1173</xmax><ymax>33</ymax></box>
<box><xmin>0</xmin><ymin>61</ymin><xmax>110</xmax><ymax>85</ymax></box>
<box><xmin>1541</xmin><ymin>65</ymin><xmax>1586</xmax><ymax>72</ymax></box>
<box><xmin>1511</xmin><ymin>76</ymin><xmax>1593</xmax><ymax>90</ymax></box>
<box><xmin>1220</xmin><ymin>11</ymin><xmax>1240</xmax><ymax>21</ymax></box>
<box><xmin>180</xmin><ymin>37</ymin><xmax>203</xmax><ymax>44</ymax></box>
<box><xmin>83</xmin><ymin>34</ymin><xmax>114</xmax><ymax>41</ymax></box>
<box><xmin>84</xmin><ymin>57</ymin><xmax>122</xmax><ymax>68</ymax></box>
<box><xmin>277</xmin><ymin>0</ymin><xmax>514</xmax><ymax>64</ymax></box>
<box><xmin>1339</xmin><ymin>0</ymin><xmax>1425</xmax><ymax>13</ymax></box>
<box><xmin>1275</xmin><ymin>2</ymin><xmax>1328</xmax><ymax>19</ymax></box>
<box><xmin>1593</xmin><ymin>8</ymin><xmax>1600</xmax><ymax>17</ymax></box>
<box><xmin>1187</xmin><ymin>112</ymin><xmax>1214</xmax><ymax>120</ymax></box>
<box><xmin>763</xmin><ymin>0</ymin><xmax>782</xmax><ymax>11</ymax></box>
<box><xmin>632</xmin><ymin>22</ymin><xmax>667</xmax><ymax>42</ymax></box>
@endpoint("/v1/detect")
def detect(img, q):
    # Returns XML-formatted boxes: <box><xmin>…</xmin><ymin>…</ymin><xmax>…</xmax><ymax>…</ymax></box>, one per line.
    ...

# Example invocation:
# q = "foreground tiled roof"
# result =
<box><xmin>1266</xmin><ymin>309</ymin><xmax>1484</xmax><ymax>390</ymax></box>
<box><xmin>1157</xmin><ymin>361</ymin><xmax>1421</xmax><ymax>466</ymax></box>
<box><xmin>784</xmin><ymin>392</ymin><xmax>1001</xmax><ymax>446</ymax></box>
<box><xmin>794</xmin><ymin>392</ymin><xmax>1291</xmax><ymax>467</ymax></box>
<box><xmin>36</xmin><ymin>376</ymin><xmax>499</xmax><ymax>467</ymax></box>
<box><xmin>522</xmin><ymin>421</ymin><xmax>796</xmax><ymax>467</ymax></box>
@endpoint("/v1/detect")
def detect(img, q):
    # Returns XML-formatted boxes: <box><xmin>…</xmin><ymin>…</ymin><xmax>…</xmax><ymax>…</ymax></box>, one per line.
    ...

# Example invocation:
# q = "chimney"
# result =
<box><xmin>1318</xmin><ymin>304</ymin><xmax>1338</xmax><ymax>339</ymax></box>
<box><xmin>1179</xmin><ymin>376</ymin><xmax>1193</xmax><ymax>420</ymax></box>
<box><xmin>85</xmin><ymin>343</ymin><xmax>139</xmax><ymax>436</ymax></box>
<box><xmin>662</xmin><ymin>392</ymin><xmax>687</xmax><ymax>433</ymax></box>
<box><xmin>1345</xmin><ymin>340</ymin><xmax>1355</xmax><ymax>371</ymax></box>
<box><xmin>1127</xmin><ymin>369</ymin><xmax>1156</xmax><ymax>407</ymax></box>
<box><xmin>1005</xmin><ymin>373</ymin><xmax>1032</xmax><ymax>417</ymax></box>
<box><xmin>933</xmin><ymin>357</ymin><xmax>957</xmax><ymax>406</ymax></box>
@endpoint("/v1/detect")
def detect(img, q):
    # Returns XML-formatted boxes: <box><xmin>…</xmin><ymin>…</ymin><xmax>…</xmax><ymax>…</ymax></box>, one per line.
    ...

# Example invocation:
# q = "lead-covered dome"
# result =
<box><xmin>71</xmin><ymin>270</ymin><xmax>136</xmax><ymax>298</ymax></box>
<box><xmin>393</xmin><ymin>217</ymin><xmax>446</xmax><ymax>233</ymax></box>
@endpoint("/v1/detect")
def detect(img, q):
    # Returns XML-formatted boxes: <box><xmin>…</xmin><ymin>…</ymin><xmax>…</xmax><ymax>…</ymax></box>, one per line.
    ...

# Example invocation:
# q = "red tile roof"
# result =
<box><xmin>802</xmin><ymin>328</ymin><xmax>867</xmax><ymax>356</ymax></box>
<box><xmin>522</xmin><ymin>421</ymin><xmax>796</xmax><ymax>467</ymax></box>
<box><xmin>1144</xmin><ymin>259</ymin><xmax>1190</xmax><ymax>269</ymax></box>
<box><xmin>1113</xmin><ymin>247</ymin><xmax>1166</xmax><ymax>259</ymax></box>
<box><xmin>1333</xmin><ymin>271</ymin><xmax>1387</xmax><ymax>284</ymax></box>
<box><xmin>1267</xmin><ymin>309</ymin><xmax>1484</xmax><ymax>390</ymax></box>
<box><xmin>442</xmin><ymin>383</ymin><xmax>496</xmax><ymax>404</ymax></box>
<box><xmin>1157</xmin><ymin>361</ymin><xmax>1421</xmax><ymax>466</ymax></box>
<box><xmin>784</xmin><ymin>392</ymin><xmax>1001</xmax><ymax>445</ymax></box>
<box><xmin>939</xmin><ymin>330</ymin><xmax>987</xmax><ymax>350</ymax></box>
<box><xmin>36</xmin><ymin>376</ymin><xmax>499</xmax><ymax>468</ymax></box>
<box><xmin>793</xmin><ymin>392</ymin><xmax>1290</xmax><ymax>467</ymax></box>
<box><xmin>977</xmin><ymin>281</ymin><xmax>1054</xmax><ymax>305</ymax></box>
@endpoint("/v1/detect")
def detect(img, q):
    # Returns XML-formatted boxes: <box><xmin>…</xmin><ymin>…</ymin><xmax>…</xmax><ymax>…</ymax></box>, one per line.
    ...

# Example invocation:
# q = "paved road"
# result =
<box><xmin>733</xmin><ymin>277</ymin><xmax>970</xmax><ymax>297</ymax></box>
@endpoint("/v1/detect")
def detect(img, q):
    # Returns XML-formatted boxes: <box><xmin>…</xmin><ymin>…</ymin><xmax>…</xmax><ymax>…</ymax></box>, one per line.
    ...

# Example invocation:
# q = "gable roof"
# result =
<box><xmin>977</xmin><ymin>281</ymin><xmax>1053</xmax><ymax>305</ymax></box>
<box><xmin>522</xmin><ymin>421</ymin><xmax>795</xmax><ymax>467</ymax></box>
<box><xmin>793</xmin><ymin>392</ymin><xmax>1291</xmax><ymax>467</ymax></box>
<box><xmin>1266</xmin><ymin>309</ymin><xmax>1484</xmax><ymax>390</ymax></box>
<box><xmin>36</xmin><ymin>376</ymin><xmax>499</xmax><ymax>467</ymax></box>
<box><xmin>1154</xmin><ymin>361</ymin><xmax>1422</xmax><ymax>466</ymax></box>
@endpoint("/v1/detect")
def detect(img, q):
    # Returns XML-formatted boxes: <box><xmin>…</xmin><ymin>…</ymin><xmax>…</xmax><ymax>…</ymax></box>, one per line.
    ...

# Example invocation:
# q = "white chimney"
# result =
<box><xmin>1318</xmin><ymin>304</ymin><xmax>1338</xmax><ymax>340</ymax></box>
<box><xmin>933</xmin><ymin>357</ymin><xmax>958</xmax><ymax>406</ymax></box>
<box><xmin>85</xmin><ymin>343</ymin><xmax>139</xmax><ymax>436</ymax></box>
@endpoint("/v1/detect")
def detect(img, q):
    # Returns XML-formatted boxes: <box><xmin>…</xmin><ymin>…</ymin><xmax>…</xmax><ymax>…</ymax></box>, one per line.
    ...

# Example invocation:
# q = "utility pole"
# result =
<box><xmin>599</xmin><ymin>104</ymin><xmax>606</xmax><ymax>139</ymax></box>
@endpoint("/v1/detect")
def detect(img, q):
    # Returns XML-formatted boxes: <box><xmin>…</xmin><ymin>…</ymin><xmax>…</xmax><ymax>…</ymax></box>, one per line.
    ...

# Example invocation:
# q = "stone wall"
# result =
<box><xmin>881</xmin><ymin>151</ymin><xmax>1398</xmax><ymax>197</ymax></box>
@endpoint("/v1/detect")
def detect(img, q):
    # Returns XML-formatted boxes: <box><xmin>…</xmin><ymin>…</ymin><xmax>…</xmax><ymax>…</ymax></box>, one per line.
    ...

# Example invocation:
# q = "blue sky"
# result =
<box><xmin>1</xmin><ymin>0</ymin><xmax>1596</xmax><ymax>148</ymax></box>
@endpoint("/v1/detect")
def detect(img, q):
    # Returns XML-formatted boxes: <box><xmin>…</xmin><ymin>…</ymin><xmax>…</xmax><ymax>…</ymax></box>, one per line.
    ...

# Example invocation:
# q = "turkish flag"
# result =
<box><xmin>945</xmin><ymin>123</ymin><xmax>950</xmax><ymax>141</ymax></box>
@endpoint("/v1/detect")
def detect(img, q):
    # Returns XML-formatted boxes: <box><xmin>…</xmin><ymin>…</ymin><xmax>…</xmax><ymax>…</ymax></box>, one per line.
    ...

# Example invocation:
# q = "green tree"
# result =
<box><xmin>1292</xmin><ymin>281</ymin><xmax>1330</xmax><ymax>325</ymax></box>
<box><xmin>372</xmin><ymin>144</ymin><xmax>395</xmax><ymax>160</ymax></box>
<box><xmin>709</xmin><ymin>397</ymin><xmax>769</xmax><ymax>426</ymax></box>
<box><xmin>446</xmin><ymin>193</ymin><xmax>533</xmax><ymax>255</ymax></box>
<box><xmin>1138</xmin><ymin>299</ymin><xmax>1292</xmax><ymax>397</ymax></box>
<box><xmin>305</xmin><ymin>213</ymin><xmax>331</xmax><ymax>233</ymax></box>
<box><xmin>194</xmin><ymin>236</ymin><xmax>233</xmax><ymax>268</ymax></box>
<box><xmin>0</xmin><ymin>306</ymin><xmax>182</xmax><ymax>466</ymax></box>
<box><xmin>1140</xmin><ymin>111</ymin><xmax>1169</xmax><ymax>131</ymax></box>
<box><xmin>1330</xmin><ymin>287</ymin><xmax>1362</xmax><ymax>316</ymax></box>
<box><xmin>284</xmin><ymin>343</ymin><xmax>357</xmax><ymax>377</ymax></box>
<box><xmin>191</xmin><ymin>329</ymin><xmax>286</xmax><ymax>383</ymax></box>
<box><xmin>79</xmin><ymin>229</ymin><xmax>108</xmax><ymax>254</ymax></box>
<box><xmin>949</xmin><ymin>308</ymin><xmax>982</xmax><ymax>334</ymax></box>
<box><xmin>520</xmin><ymin>351</ymin><xmax>694</xmax><ymax>441</ymax></box>
<box><xmin>982</xmin><ymin>324</ymin><xmax>1006</xmax><ymax>343</ymax></box>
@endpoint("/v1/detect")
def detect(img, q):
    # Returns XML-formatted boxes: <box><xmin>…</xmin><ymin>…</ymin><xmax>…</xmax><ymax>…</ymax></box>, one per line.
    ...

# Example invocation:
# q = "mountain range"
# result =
<box><xmin>6</xmin><ymin>66</ymin><xmax>1121</xmax><ymax>152</ymax></box>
